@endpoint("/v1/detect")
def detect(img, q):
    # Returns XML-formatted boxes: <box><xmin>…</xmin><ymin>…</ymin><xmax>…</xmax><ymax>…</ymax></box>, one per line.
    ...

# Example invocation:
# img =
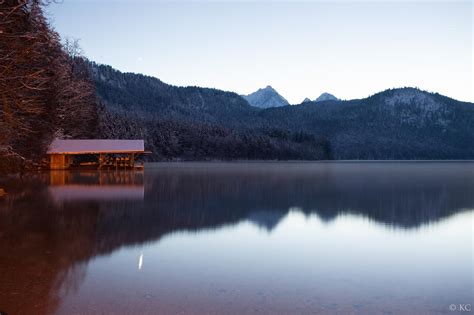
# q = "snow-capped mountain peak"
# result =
<box><xmin>243</xmin><ymin>86</ymin><xmax>289</xmax><ymax>108</ymax></box>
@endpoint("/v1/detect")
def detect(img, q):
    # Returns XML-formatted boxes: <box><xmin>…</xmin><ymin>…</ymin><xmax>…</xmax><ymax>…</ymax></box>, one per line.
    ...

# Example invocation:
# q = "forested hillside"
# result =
<box><xmin>91</xmin><ymin>62</ymin><xmax>474</xmax><ymax>160</ymax></box>
<box><xmin>92</xmin><ymin>63</ymin><xmax>257</xmax><ymax>125</ymax></box>
<box><xmin>92</xmin><ymin>63</ymin><xmax>330</xmax><ymax>161</ymax></box>
<box><xmin>262</xmin><ymin>88</ymin><xmax>474</xmax><ymax>159</ymax></box>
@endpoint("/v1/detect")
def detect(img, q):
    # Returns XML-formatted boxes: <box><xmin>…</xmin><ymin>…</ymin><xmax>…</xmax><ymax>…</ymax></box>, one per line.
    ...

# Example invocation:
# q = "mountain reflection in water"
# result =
<box><xmin>0</xmin><ymin>162</ymin><xmax>472</xmax><ymax>315</ymax></box>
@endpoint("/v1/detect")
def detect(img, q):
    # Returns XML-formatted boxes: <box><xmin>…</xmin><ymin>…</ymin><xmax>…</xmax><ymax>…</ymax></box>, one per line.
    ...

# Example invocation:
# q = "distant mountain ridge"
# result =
<box><xmin>242</xmin><ymin>85</ymin><xmax>289</xmax><ymax>108</ymax></box>
<box><xmin>301</xmin><ymin>92</ymin><xmax>338</xmax><ymax>104</ymax></box>
<box><xmin>89</xmin><ymin>62</ymin><xmax>474</xmax><ymax>160</ymax></box>
<box><xmin>315</xmin><ymin>92</ymin><xmax>338</xmax><ymax>102</ymax></box>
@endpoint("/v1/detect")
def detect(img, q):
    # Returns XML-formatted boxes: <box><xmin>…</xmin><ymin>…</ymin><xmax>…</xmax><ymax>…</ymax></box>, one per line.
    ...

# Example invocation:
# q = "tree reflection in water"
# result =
<box><xmin>0</xmin><ymin>162</ymin><xmax>472</xmax><ymax>314</ymax></box>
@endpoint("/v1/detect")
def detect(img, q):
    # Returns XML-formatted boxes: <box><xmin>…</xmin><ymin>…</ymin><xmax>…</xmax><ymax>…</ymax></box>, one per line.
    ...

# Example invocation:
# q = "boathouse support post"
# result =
<box><xmin>99</xmin><ymin>153</ymin><xmax>105</xmax><ymax>169</ymax></box>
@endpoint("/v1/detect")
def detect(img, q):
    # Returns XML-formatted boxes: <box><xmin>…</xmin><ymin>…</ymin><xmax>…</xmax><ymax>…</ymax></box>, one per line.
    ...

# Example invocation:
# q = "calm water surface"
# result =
<box><xmin>0</xmin><ymin>162</ymin><xmax>473</xmax><ymax>315</ymax></box>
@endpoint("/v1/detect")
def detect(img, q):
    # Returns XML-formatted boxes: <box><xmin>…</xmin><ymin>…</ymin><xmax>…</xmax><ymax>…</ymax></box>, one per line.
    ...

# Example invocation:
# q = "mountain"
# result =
<box><xmin>260</xmin><ymin>87</ymin><xmax>474</xmax><ymax>159</ymax></box>
<box><xmin>90</xmin><ymin>62</ymin><xmax>256</xmax><ymax>125</ymax></box>
<box><xmin>242</xmin><ymin>85</ymin><xmax>289</xmax><ymax>108</ymax></box>
<box><xmin>302</xmin><ymin>98</ymin><xmax>311</xmax><ymax>103</ymax></box>
<box><xmin>247</xmin><ymin>210</ymin><xmax>286</xmax><ymax>231</ymax></box>
<box><xmin>89</xmin><ymin>62</ymin><xmax>330</xmax><ymax>161</ymax></box>
<box><xmin>315</xmin><ymin>92</ymin><xmax>338</xmax><ymax>102</ymax></box>
<box><xmin>89</xmin><ymin>62</ymin><xmax>474</xmax><ymax>160</ymax></box>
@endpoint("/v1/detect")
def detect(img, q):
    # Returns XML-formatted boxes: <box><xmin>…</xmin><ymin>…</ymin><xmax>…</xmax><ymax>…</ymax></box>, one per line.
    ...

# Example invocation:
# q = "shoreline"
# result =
<box><xmin>1</xmin><ymin>159</ymin><xmax>473</xmax><ymax>176</ymax></box>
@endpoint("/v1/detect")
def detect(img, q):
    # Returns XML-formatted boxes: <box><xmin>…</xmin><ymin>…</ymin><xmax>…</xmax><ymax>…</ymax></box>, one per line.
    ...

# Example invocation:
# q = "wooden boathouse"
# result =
<box><xmin>47</xmin><ymin>139</ymin><xmax>145</xmax><ymax>170</ymax></box>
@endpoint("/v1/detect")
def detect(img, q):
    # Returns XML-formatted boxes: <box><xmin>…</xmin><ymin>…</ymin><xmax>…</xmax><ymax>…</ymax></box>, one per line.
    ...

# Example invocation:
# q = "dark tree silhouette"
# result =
<box><xmin>0</xmin><ymin>0</ymin><xmax>98</xmax><ymax>172</ymax></box>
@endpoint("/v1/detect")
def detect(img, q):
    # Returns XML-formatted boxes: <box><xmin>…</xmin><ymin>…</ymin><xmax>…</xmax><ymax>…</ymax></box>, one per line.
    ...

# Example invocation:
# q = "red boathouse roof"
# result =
<box><xmin>47</xmin><ymin>139</ymin><xmax>145</xmax><ymax>155</ymax></box>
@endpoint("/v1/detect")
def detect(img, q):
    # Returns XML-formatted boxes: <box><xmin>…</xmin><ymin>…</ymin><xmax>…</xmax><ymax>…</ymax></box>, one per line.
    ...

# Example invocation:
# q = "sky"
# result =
<box><xmin>47</xmin><ymin>0</ymin><xmax>473</xmax><ymax>104</ymax></box>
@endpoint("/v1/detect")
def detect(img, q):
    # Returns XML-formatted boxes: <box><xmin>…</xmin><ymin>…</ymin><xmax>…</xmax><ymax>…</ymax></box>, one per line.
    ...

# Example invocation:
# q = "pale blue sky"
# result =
<box><xmin>47</xmin><ymin>1</ymin><xmax>473</xmax><ymax>104</ymax></box>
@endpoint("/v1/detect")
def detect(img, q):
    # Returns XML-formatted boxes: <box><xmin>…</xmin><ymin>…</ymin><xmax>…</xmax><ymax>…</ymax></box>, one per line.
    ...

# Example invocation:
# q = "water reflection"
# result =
<box><xmin>0</xmin><ymin>162</ymin><xmax>472</xmax><ymax>314</ymax></box>
<box><xmin>49</xmin><ymin>171</ymin><xmax>144</xmax><ymax>202</ymax></box>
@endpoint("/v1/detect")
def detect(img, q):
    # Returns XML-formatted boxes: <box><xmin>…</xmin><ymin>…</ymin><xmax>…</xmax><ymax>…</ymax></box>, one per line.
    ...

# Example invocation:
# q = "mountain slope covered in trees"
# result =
<box><xmin>91</xmin><ymin>62</ymin><xmax>474</xmax><ymax>160</ymax></box>
<box><xmin>92</xmin><ymin>63</ymin><xmax>330</xmax><ymax>161</ymax></box>
<box><xmin>264</xmin><ymin>88</ymin><xmax>474</xmax><ymax>159</ymax></box>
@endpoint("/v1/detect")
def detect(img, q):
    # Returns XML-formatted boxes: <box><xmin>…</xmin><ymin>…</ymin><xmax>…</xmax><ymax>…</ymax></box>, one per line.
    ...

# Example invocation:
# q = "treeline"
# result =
<box><xmin>99</xmin><ymin>108</ymin><xmax>330</xmax><ymax>161</ymax></box>
<box><xmin>0</xmin><ymin>0</ymin><xmax>98</xmax><ymax>172</ymax></box>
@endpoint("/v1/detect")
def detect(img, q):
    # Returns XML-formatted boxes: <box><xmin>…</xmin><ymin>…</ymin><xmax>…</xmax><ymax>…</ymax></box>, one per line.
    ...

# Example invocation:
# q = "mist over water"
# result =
<box><xmin>0</xmin><ymin>162</ymin><xmax>472</xmax><ymax>314</ymax></box>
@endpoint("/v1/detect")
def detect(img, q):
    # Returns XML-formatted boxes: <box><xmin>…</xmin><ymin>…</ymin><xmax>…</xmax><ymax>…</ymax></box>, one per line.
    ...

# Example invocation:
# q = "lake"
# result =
<box><xmin>0</xmin><ymin>162</ymin><xmax>472</xmax><ymax>315</ymax></box>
